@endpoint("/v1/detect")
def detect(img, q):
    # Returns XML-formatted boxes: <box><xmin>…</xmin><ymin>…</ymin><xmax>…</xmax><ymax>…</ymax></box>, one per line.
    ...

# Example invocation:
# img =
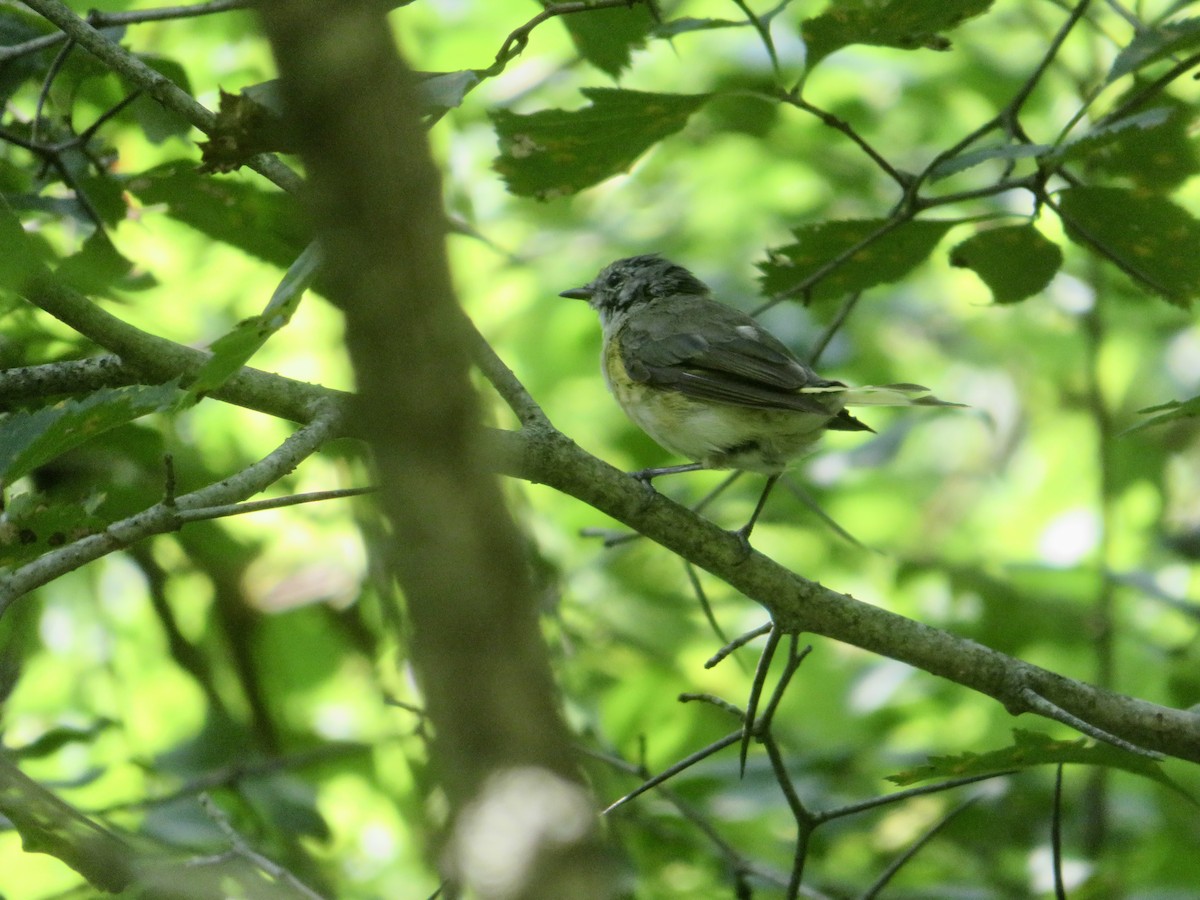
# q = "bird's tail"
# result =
<box><xmin>812</xmin><ymin>383</ymin><xmax>964</xmax><ymax>408</ymax></box>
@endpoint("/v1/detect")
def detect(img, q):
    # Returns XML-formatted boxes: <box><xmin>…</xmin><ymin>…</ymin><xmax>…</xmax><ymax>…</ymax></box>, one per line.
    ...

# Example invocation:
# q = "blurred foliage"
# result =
<box><xmin>1</xmin><ymin>0</ymin><xmax>1200</xmax><ymax>898</ymax></box>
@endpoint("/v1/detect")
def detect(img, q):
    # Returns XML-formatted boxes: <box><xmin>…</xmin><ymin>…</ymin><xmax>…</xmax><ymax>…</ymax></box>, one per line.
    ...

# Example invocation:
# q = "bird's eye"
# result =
<box><xmin>604</xmin><ymin>272</ymin><xmax>623</xmax><ymax>289</ymax></box>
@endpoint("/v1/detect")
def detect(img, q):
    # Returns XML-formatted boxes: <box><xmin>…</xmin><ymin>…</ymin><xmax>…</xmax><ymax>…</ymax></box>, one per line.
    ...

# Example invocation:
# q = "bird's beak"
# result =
<box><xmin>559</xmin><ymin>286</ymin><xmax>593</xmax><ymax>300</ymax></box>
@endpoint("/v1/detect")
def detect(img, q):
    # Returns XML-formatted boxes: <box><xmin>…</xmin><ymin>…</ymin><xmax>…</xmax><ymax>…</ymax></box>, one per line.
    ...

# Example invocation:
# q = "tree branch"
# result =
<box><xmin>491</xmin><ymin>425</ymin><xmax>1200</xmax><ymax>764</ymax></box>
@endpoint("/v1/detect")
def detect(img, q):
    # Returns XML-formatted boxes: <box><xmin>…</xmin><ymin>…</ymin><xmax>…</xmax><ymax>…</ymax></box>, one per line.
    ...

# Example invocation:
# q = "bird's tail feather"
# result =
<box><xmin>809</xmin><ymin>383</ymin><xmax>964</xmax><ymax>408</ymax></box>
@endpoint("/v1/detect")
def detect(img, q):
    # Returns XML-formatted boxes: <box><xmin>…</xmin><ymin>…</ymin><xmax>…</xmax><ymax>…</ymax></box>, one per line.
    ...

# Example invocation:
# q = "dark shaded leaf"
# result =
<box><xmin>758</xmin><ymin>218</ymin><xmax>955</xmax><ymax>300</ymax></box>
<box><xmin>1089</xmin><ymin>101</ymin><xmax>1199</xmax><ymax>191</ymax></box>
<box><xmin>556</xmin><ymin>2</ymin><xmax>657</xmax><ymax>77</ymax></box>
<box><xmin>492</xmin><ymin>89</ymin><xmax>710</xmax><ymax>199</ymax></box>
<box><xmin>1108</xmin><ymin>17</ymin><xmax>1200</xmax><ymax>82</ymax></box>
<box><xmin>1052</xmin><ymin>107</ymin><xmax>1175</xmax><ymax>162</ymax></box>
<box><xmin>55</xmin><ymin>232</ymin><xmax>143</xmax><ymax>295</ymax></box>
<box><xmin>127</xmin><ymin>54</ymin><xmax>193</xmax><ymax>143</ymax></box>
<box><xmin>802</xmin><ymin>0</ymin><xmax>995</xmax><ymax>68</ymax></box>
<box><xmin>124</xmin><ymin>161</ymin><xmax>309</xmax><ymax>268</ymax></box>
<box><xmin>0</xmin><ymin>382</ymin><xmax>180</xmax><ymax>487</ymax></box>
<box><xmin>949</xmin><ymin>225</ymin><xmax>1062</xmax><ymax>303</ymax></box>
<box><xmin>1124</xmin><ymin>395</ymin><xmax>1200</xmax><ymax>433</ymax></box>
<box><xmin>1057</xmin><ymin>186</ymin><xmax>1200</xmax><ymax>306</ymax></box>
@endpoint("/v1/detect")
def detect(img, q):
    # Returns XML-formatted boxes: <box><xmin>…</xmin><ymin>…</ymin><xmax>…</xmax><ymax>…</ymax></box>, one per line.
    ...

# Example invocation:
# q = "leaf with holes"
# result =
<box><xmin>950</xmin><ymin>225</ymin><xmax>1062</xmax><ymax>303</ymax></box>
<box><xmin>802</xmin><ymin>0</ymin><xmax>994</xmax><ymax>68</ymax></box>
<box><xmin>759</xmin><ymin>219</ymin><xmax>955</xmax><ymax>301</ymax></box>
<box><xmin>491</xmin><ymin>89</ymin><xmax>710</xmax><ymax>199</ymax></box>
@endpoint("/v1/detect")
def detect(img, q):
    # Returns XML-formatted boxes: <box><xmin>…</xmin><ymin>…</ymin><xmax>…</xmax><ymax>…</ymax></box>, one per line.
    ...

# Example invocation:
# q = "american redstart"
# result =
<box><xmin>561</xmin><ymin>254</ymin><xmax>960</xmax><ymax>544</ymax></box>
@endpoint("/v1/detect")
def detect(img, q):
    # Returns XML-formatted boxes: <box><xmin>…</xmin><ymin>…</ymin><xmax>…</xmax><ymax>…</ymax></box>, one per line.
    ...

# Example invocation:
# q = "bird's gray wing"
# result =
<box><xmin>619</xmin><ymin>297</ymin><xmax>843</xmax><ymax>414</ymax></box>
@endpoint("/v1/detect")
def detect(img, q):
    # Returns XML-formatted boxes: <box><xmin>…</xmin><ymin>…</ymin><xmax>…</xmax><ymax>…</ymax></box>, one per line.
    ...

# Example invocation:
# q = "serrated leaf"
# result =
<box><xmin>1109</xmin><ymin>17</ymin><xmax>1200</xmax><ymax>82</ymax></box>
<box><xmin>55</xmin><ymin>232</ymin><xmax>141</xmax><ymax>295</ymax></box>
<box><xmin>557</xmin><ymin>2</ymin><xmax>656</xmax><ymax>77</ymax></box>
<box><xmin>1057</xmin><ymin>186</ymin><xmax>1200</xmax><ymax>306</ymax></box>
<box><xmin>759</xmin><ymin>218</ymin><xmax>954</xmax><ymax>301</ymax></box>
<box><xmin>0</xmin><ymin>382</ymin><xmax>180</xmax><ymax>487</ymax></box>
<box><xmin>492</xmin><ymin>89</ymin><xmax>710</xmax><ymax>199</ymax></box>
<box><xmin>930</xmin><ymin>142</ymin><xmax>1051</xmax><ymax>181</ymax></box>
<box><xmin>802</xmin><ymin>0</ymin><xmax>994</xmax><ymax>68</ymax></box>
<box><xmin>1090</xmin><ymin>100</ymin><xmax>1199</xmax><ymax>191</ymax></box>
<box><xmin>184</xmin><ymin>242</ymin><xmax>321</xmax><ymax>401</ymax></box>
<box><xmin>123</xmin><ymin>161</ymin><xmax>308</xmax><ymax>268</ymax></box>
<box><xmin>1052</xmin><ymin>107</ymin><xmax>1175</xmax><ymax>163</ymax></box>
<box><xmin>887</xmin><ymin>729</ymin><xmax>1194</xmax><ymax>802</ymax></box>
<box><xmin>949</xmin><ymin>225</ymin><xmax>1062</xmax><ymax>303</ymax></box>
<box><xmin>1124</xmin><ymin>395</ymin><xmax>1200</xmax><ymax>433</ymax></box>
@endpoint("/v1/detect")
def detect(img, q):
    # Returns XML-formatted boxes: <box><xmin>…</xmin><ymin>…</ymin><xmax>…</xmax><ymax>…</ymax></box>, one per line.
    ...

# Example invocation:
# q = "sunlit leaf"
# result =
<box><xmin>1057</xmin><ymin>186</ymin><xmax>1200</xmax><ymax>306</ymax></box>
<box><xmin>0</xmin><ymin>382</ymin><xmax>180</xmax><ymax>487</ymax></box>
<box><xmin>492</xmin><ymin>89</ymin><xmax>710</xmax><ymax>199</ymax></box>
<box><xmin>184</xmin><ymin>242</ymin><xmax>321</xmax><ymax>401</ymax></box>
<box><xmin>802</xmin><ymin>0</ymin><xmax>995</xmax><ymax>68</ymax></box>
<box><xmin>758</xmin><ymin>218</ymin><xmax>955</xmax><ymax>300</ymax></box>
<box><xmin>949</xmin><ymin>225</ymin><xmax>1062</xmax><ymax>303</ymax></box>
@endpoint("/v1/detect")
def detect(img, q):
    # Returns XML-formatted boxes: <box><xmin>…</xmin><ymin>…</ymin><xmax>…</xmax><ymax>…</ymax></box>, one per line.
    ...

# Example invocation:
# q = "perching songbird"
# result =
<box><xmin>561</xmin><ymin>254</ymin><xmax>959</xmax><ymax>544</ymax></box>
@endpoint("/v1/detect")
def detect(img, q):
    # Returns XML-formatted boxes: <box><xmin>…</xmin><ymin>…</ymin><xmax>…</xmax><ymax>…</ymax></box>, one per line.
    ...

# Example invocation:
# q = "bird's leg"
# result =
<box><xmin>629</xmin><ymin>461</ymin><xmax>706</xmax><ymax>490</ymax></box>
<box><xmin>732</xmin><ymin>473</ymin><xmax>781</xmax><ymax>553</ymax></box>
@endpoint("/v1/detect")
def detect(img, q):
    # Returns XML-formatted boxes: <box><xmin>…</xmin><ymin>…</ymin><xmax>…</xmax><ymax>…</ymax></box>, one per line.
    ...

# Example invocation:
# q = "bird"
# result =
<box><xmin>561</xmin><ymin>254</ymin><xmax>959</xmax><ymax>546</ymax></box>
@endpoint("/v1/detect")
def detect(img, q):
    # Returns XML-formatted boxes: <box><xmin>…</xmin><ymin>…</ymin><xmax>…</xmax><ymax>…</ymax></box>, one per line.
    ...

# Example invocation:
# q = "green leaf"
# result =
<box><xmin>184</xmin><ymin>242</ymin><xmax>321</xmax><ymax>401</ymax></box>
<box><xmin>0</xmin><ymin>491</ymin><xmax>107</xmax><ymax>568</ymax></box>
<box><xmin>1124</xmin><ymin>396</ymin><xmax>1200</xmax><ymax>433</ymax></box>
<box><xmin>128</xmin><ymin>54</ymin><xmax>193</xmax><ymax>143</ymax></box>
<box><xmin>55</xmin><ymin>232</ymin><xmax>142</xmax><ymax>295</ymax></box>
<box><xmin>8</xmin><ymin>720</ymin><xmax>117</xmax><ymax>760</ymax></box>
<box><xmin>557</xmin><ymin>2</ymin><xmax>657</xmax><ymax>77</ymax></box>
<box><xmin>1088</xmin><ymin>101</ymin><xmax>1199</xmax><ymax>191</ymax></box>
<box><xmin>0</xmin><ymin>382</ymin><xmax>180</xmax><ymax>487</ymax></box>
<box><xmin>887</xmin><ymin>730</ymin><xmax>1194</xmax><ymax>802</ymax></box>
<box><xmin>1108</xmin><ymin>17</ymin><xmax>1200</xmax><ymax>82</ymax></box>
<box><xmin>492</xmin><ymin>89</ymin><xmax>710</xmax><ymax>199</ymax></box>
<box><xmin>929</xmin><ymin>142</ymin><xmax>1051</xmax><ymax>181</ymax></box>
<box><xmin>654</xmin><ymin>17</ymin><xmax>741</xmax><ymax>38</ymax></box>
<box><xmin>802</xmin><ymin>0</ymin><xmax>995</xmax><ymax>68</ymax></box>
<box><xmin>758</xmin><ymin>218</ymin><xmax>955</xmax><ymax>300</ymax></box>
<box><xmin>949</xmin><ymin>225</ymin><xmax>1062</xmax><ymax>303</ymax></box>
<box><xmin>416</xmin><ymin>70</ymin><xmax>478</xmax><ymax>113</ymax></box>
<box><xmin>1052</xmin><ymin>107</ymin><xmax>1175</xmax><ymax>163</ymax></box>
<box><xmin>1056</xmin><ymin>186</ymin><xmax>1200</xmax><ymax>306</ymax></box>
<box><xmin>123</xmin><ymin>161</ymin><xmax>308</xmax><ymax>268</ymax></box>
<box><xmin>0</xmin><ymin>198</ymin><xmax>50</xmax><ymax>292</ymax></box>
